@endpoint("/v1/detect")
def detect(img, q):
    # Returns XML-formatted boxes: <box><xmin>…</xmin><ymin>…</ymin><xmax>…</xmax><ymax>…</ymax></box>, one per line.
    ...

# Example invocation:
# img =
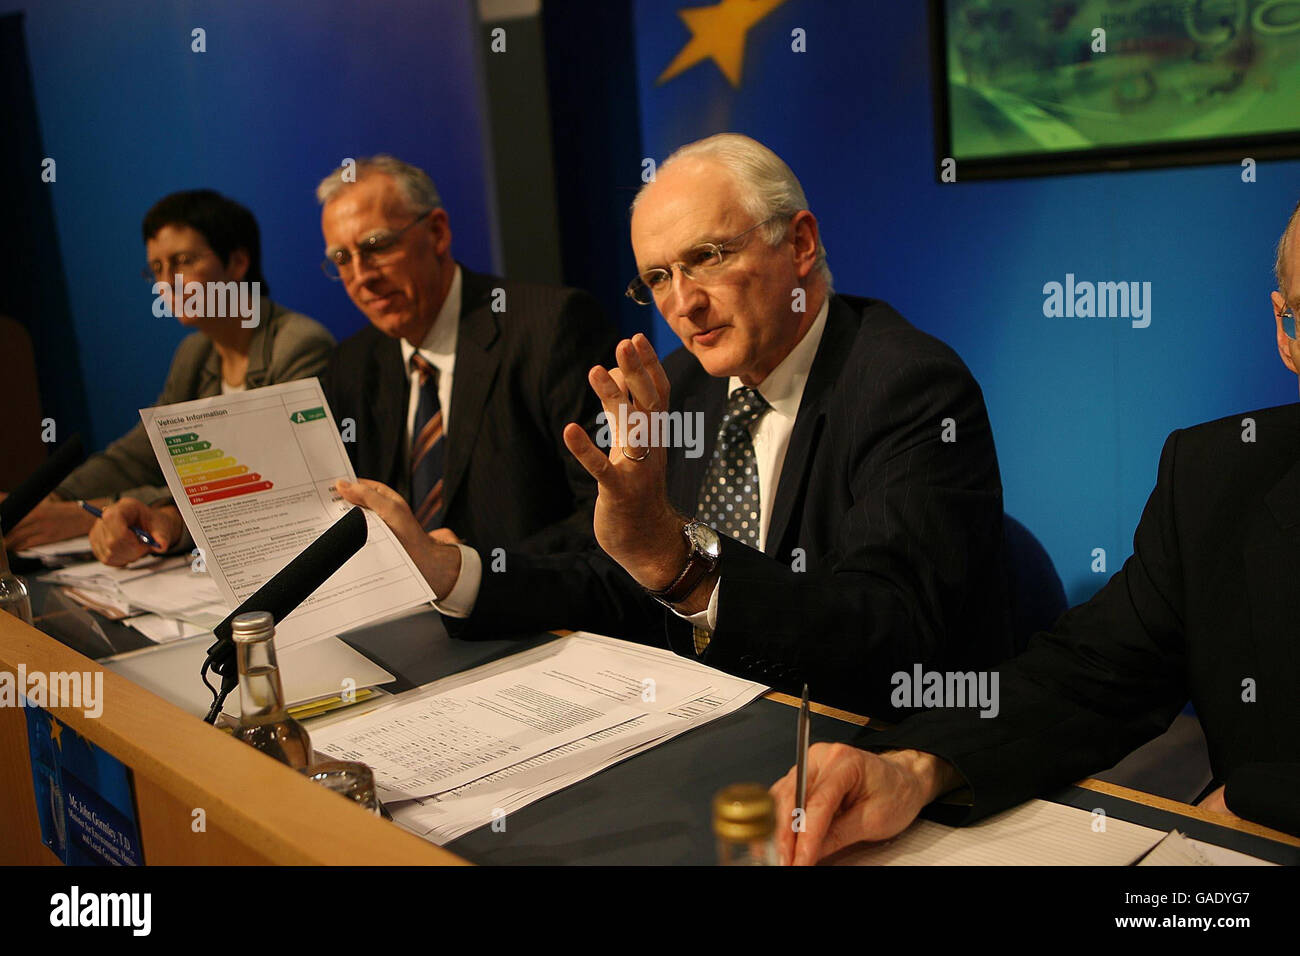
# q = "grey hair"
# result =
<box><xmin>316</xmin><ymin>155</ymin><xmax>443</xmax><ymax>214</ymax></box>
<box><xmin>1276</xmin><ymin>197</ymin><xmax>1300</xmax><ymax>297</ymax></box>
<box><xmin>633</xmin><ymin>133</ymin><xmax>831</xmax><ymax>287</ymax></box>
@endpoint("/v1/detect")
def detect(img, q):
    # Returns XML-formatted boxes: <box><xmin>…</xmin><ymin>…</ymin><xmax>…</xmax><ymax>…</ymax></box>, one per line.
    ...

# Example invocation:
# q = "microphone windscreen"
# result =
<box><xmin>1</xmin><ymin>434</ymin><xmax>86</xmax><ymax>535</ymax></box>
<box><xmin>211</xmin><ymin>506</ymin><xmax>368</xmax><ymax>645</ymax></box>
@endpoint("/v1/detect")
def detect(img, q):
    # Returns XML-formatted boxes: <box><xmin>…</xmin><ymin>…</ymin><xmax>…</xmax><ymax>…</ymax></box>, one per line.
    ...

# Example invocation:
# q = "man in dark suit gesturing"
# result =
<box><xmin>338</xmin><ymin>135</ymin><xmax>1010</xmax><ymax>716</ymax></box>
<box><xmin>767</xmin><ymin>200</ymin><xmax>1300</xmax><ymax>857</ymax></box>
<box><xmin>317</xmin><ymin>155</ymin><xmax>616</xmax><ymax>569</ymax></box>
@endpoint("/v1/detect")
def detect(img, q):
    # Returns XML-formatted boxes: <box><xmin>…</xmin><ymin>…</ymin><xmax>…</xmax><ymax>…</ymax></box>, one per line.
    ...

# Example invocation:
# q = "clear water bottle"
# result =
<box><xmin>714</xmin><ymin>782</ymin><xmax>778</xmax><ymax>865</ymax></box>
<box><xmin>0</xmin><ymin>530</ymin><xmax>34</xmax><ymax>626</ymax></box>
<box><xmin>231</xmin><ymin>611</ymin><xmax>313</xmax><ymax>770</ymax></box>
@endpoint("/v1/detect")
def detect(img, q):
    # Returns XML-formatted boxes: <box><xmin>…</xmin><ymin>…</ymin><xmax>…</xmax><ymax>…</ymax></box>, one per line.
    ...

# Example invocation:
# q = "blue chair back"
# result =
<box><xmin>1003</xmin><ymin>514</ymin><xmax>1067</xmax><ymax>653</ymax></box>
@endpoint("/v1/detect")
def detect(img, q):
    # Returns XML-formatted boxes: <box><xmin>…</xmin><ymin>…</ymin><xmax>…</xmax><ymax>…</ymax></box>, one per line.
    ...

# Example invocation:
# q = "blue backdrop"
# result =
<box><xmin>633</xmin><ymin>0</ymin><xmax>1300</xmax><ymax>603</ymax></box>
<box><xmin>6</xmin><ymin>0</ymin><xmax>497</xmax><ymax>455</ymax></box>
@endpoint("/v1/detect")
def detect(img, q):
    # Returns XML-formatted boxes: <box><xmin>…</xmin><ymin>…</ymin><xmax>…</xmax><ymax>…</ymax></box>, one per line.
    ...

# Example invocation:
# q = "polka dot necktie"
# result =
<box><xmin>409</xmin><ymin>353</ymin><xmax>445</xmax><ymax>531</ymax></box>
<box><xmin>693</xmin><ymin>386</ymin><xmax>768</xmax><ymax>654</ymax></box>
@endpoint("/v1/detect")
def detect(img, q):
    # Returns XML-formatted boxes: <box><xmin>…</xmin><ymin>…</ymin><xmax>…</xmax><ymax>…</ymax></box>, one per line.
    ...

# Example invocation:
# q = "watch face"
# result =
<box><xmin>687</xmin><ymin>521</ymin><xmax>721</xmax><ymax>558</ymax></box>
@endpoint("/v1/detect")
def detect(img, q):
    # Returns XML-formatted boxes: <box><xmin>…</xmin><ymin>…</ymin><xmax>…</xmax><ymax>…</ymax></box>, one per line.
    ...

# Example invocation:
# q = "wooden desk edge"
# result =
<box><xmin>1075</xmin><ymin>777</ymin><xmax>1300</xmax><ymax>848</ymax></box>
<box><xmin>0</xmin><ymin>612</ymin><xmax>469</xmax><ymax>866</ymax></box>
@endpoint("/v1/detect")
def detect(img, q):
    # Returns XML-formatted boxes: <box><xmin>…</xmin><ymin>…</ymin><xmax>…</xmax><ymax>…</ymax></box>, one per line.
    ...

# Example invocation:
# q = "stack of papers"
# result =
<box><xmin>308</xmin><ymin>632</ymin><xmax>769</xmax><ymax>845</ymax></box>
<box><xmin>16</xmin><ymin>535</ymin><xmax>95</xmax><ymax>565</ymax></box>
<box><xmin>39</xmin><ymin>555</ymin><xmax>229</xmax><ymax>640</ymax></box>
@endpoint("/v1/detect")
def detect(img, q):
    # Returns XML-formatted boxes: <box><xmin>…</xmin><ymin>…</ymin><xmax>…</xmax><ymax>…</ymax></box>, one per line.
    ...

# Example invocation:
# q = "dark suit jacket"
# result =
<box><xmin>455</xmin><ymin>295</ymin><xmax>1012</xmax><ymax>716</ymax></box>
<box><xmin>321</xmin><ymin>265</ymin><xmax>618</xmax><ymax>554</ymax></box>
<box><xmin>864</xmin><ymin>404</ymin><xmax>1300</xmax><ymax>837</ymax></box>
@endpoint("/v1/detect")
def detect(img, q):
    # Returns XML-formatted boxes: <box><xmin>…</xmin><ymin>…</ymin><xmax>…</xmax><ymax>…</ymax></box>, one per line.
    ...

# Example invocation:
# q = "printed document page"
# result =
<box><xmin>338</xmin><ymin>632</ymin><xmax>769</xmax><ymax>842</ymax></box>
<box><xmin>308</xmin><ymin>641</ymin><xmax>661</xmax><ymax>797</ymax></box>
<box><xmin>139</xmin><ymin>379</ymin><xmax>435</xmax><ymax>649</ymax></box>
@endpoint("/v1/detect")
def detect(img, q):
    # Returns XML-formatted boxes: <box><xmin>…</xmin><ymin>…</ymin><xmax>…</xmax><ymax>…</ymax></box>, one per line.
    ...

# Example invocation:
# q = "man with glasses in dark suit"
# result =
<box><xmin>317</xmin><ymin>156</ymin><xmax>618</xmax><ymax>614</ymax></box>
<box><xmin>338</xmin><ymin>135</ymin><xmax>1011</xmax><ymax>716</ymax></box>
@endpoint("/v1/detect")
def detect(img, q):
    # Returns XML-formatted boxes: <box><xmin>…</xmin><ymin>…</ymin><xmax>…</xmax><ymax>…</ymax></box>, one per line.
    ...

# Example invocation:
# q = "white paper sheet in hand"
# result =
<box><xmin>138</xmin><ymin>379</ymin><xmax>435</xmax><ymax>650</ymax></box>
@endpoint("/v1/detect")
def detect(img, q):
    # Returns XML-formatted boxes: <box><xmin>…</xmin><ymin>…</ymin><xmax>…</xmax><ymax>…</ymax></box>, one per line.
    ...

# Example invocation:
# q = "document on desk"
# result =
<box><xmin>1136</xmin><ymin>829</ymin><xmax>1278</xmax><ymax>866</ymax></box>
<box><xmin>310</xmin><ymin>633</ymin><xmax>728</xmax><ymax>798</ymax></box>
<box><xmin>827</xmin><ymin>799</ymin><xmax>1167</xmax><ymax>866</ymax></box>
<box><xmin>138</xmin><ymin>379</ymin><xmax>435</xmax><ymax>650</ymax></box>
<box><xmin>353</xmin><ymin>632</ymin><xmax>769</xmax><ymax>844</ymax></box>
<box><xmin>116</xmin><ymin>564</ymin><xmax>227</xmax><ymax>629</ymax></box>
<box><xmin>16</xmin><ymin>535</ymin><xmax>95</xmax><ymax>563</ymax></box>
<box><xmin>38</xmin><ymin>555</ymin><xmax>219</xmax><ymax>624</ymax></box>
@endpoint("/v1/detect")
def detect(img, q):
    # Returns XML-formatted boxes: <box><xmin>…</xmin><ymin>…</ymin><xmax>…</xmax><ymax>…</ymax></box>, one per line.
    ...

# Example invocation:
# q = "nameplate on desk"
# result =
<box><xmin>24</xmin><ymin>703</ymin><xmax>144</xmax><ymax>866</ymax></box>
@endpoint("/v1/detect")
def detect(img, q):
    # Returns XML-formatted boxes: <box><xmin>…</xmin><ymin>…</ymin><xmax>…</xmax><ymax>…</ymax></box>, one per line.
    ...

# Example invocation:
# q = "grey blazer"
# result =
<box><xmin>57</xmin><ymin>302</ymin><xmax>334</xmax><ymax>505</ymax></box>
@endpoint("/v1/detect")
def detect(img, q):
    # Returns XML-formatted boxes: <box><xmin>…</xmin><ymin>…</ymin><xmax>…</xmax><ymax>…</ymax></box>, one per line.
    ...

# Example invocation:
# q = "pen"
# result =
<box><xmin>795</xmin><ymin>682</ymin><xmax>810</xmax><ymax>816</ymax></box>
<box><xmin>78</xmin><ymin>501</ymin><xmax>162</xmax><ymax>549</ymax></box>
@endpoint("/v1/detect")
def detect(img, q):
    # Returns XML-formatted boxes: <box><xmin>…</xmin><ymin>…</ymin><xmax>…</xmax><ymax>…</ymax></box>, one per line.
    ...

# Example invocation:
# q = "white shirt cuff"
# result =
<box><xmin>673</xmin><ymin>577</ymin><xmax>719</xmax><ymax>631</ymax></box>
<box><xmin>433</xmin><ymin>543</ymin><xmax>481</xmax><ymax>618</ymax></box>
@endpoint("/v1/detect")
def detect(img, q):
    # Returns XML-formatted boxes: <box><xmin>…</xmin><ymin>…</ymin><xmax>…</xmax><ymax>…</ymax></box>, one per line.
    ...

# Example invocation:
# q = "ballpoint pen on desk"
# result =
<box><xmin>77</xmin><ymin>501</ymin><xmax>162</xmax><ymax>549</ymax></box>
<box><xmin>795</xmin><ymin>682</ymin><xmax>810</xmax><ymax>816</ymax></box>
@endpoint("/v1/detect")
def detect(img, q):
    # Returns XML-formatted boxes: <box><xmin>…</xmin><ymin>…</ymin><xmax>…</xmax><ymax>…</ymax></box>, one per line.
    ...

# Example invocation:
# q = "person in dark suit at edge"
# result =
<box><xmin>337</xmin><ymin>135</ymin><xmax>1011</xmax><ymax>717</ymax></box>
<box><xmin>767</xmin><ymin>198</ymin><xmax>1300</xmax><ymax>859</ymax></box>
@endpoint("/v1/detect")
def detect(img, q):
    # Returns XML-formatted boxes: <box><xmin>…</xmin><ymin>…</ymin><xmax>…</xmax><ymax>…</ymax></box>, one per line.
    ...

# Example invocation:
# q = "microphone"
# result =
<box><xmin>0</xmin><ymin>434</ymin><xmax>86</xmax><ymax>535</ymax></box>
<box><xmin>201</xmin><ymin>506</ymin><xmax>368</xmax><ymax>723</ymax></box>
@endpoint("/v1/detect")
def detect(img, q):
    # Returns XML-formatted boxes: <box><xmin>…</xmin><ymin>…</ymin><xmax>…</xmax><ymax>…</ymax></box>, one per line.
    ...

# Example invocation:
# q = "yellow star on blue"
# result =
<box><xmin>657</xmin><ymin>0</ymin><xmax>790</xmax><ymax>88</ymax></box>
<box><xmin>48</xmin><ymin>715</ymin><xmax>64</xmax><ymax>751</ymax></box>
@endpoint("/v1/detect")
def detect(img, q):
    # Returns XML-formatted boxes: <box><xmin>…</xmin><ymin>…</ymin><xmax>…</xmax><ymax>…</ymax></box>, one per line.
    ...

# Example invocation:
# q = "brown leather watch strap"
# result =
<box><xmin>648</xmin><ymin>522</ymin><xmax>719</xmax><ymax>605</ymax></box>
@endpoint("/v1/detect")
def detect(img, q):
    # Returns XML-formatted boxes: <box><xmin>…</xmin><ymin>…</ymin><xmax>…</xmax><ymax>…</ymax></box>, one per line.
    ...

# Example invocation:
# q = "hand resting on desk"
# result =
<box><xmin>88</xmin><ymin>498</ymin><xmax>182</xmax><ymax>567</ymax></box>
<box><xmin>768</xmin><ymin>743</ymin><xmax>963</xmax><ymax>866</ymax></box>
<box><xmin>0</xmin><ymin>492</ymin><xmax>96</xmax><ymax>550</ymax></box>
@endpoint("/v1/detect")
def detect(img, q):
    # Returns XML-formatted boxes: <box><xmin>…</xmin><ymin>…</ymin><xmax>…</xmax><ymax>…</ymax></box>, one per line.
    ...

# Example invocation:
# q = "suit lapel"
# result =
<box><xmin>243</xmin><ymin>300</ymin><xmax>278</xmax><ymax>389</ymax></box>
<box><xmin>1252</xmin><ymin>456</ymin><xmax>1300</xmax><ymax>747</ymax></box>
<box><xmin>443</xmin><ymin>267</ymin><xmax>501</xmax><ymax>510</ymax></box>
<box><xmin>372</xmin><ymin>334</ymin><xmax>408</xmax><ymax>488</ymax></box>
<box><xmin>764</xmin><ymin>296</ymin><xmax>856</xmax><ymax>555</ymax></box>
<box><xmin>669</xmin><ymin>370</ymin><xmax>726</xmax><ymax>512</ymax></box>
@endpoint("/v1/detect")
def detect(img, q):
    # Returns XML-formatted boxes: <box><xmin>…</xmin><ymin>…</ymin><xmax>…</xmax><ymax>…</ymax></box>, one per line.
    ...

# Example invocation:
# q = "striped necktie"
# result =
<box><xmin>409</xmin><ymin>353</ymin><xmax>445</xmax><ymax>531</ymax></box>
<box><xmin>692</xmin><ymin>385</ymin><xmax>769</xmax><ymax>655</ymax></box>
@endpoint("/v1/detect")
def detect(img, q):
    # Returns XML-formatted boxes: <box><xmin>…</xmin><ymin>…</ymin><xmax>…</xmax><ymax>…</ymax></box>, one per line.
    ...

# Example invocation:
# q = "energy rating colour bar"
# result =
<box><xmin>165</xmin><ymin>431</ymin><xmax>274</xmax><ymax>505</ymax></box>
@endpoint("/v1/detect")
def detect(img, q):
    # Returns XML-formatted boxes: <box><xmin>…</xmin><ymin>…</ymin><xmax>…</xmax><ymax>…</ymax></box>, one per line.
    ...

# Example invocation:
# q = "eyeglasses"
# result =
<box><xmin>141</xmin><ymin>250</ymin><xmax>215</xmax><ymax>281</ymax></box>
<box><xmin>321</xmin><ymin>209</ymin><xmax>433</xmax><ymax>281</ymax></box>
<box><xmin>625</xmin><ymin>216</ymin><xmax>783</xmax><ymax>305</ymax></box>
<box><xmin>1280</xmin><ymin>305</ymin><xmax>1299</xmax><ymax>340</ymax></box>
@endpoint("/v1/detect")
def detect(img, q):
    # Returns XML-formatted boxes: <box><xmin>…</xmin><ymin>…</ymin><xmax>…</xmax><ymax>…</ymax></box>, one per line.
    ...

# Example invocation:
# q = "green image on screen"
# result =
<box><xmin>943</xmin><ymin>0</ymin><xmax>1300</xmax><ymax>159</ymax></box>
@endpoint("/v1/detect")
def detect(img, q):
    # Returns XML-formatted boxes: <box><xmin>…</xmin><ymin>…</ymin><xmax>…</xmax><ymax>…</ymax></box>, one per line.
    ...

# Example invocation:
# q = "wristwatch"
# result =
<box><xmin>647</xmin><ymin>519</ymin><xmax>721</xmax><ymax>606</ymax></box>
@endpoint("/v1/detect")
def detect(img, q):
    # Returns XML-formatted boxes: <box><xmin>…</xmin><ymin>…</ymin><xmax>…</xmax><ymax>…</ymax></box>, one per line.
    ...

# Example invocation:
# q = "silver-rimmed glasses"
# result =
<box><xmin>625</xmin><ymin>215</ymin><xmax>783</xmax><ymax>305</ymax></box>
<box><xmin>321</xmin><ymin>209</ymin><xmax>434</xmax><ymax>281</ymax></box>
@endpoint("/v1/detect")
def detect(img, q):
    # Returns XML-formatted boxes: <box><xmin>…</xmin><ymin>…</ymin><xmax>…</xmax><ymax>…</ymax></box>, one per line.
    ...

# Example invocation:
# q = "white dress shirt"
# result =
<box><xmin>436</xmin><ymin>295</ymin><xmax>831</xmax><ymax>623</ymax></box>
<box><xmin>399</xmin><ymin>264</ymin><xmax>461</xmax><ymax>446</ymax></box>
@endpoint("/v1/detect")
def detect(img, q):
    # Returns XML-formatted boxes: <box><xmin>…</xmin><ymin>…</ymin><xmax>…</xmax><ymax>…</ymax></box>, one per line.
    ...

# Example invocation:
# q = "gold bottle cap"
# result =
<box><xmin>231</xmin><ymin>611</ymin><xmax>275</xmax><ymax>643</ymax></box>
<box><xmin>713</xmin><ymin>783</ymin><xmax>775</xmax><ymax>841</ymax></box>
